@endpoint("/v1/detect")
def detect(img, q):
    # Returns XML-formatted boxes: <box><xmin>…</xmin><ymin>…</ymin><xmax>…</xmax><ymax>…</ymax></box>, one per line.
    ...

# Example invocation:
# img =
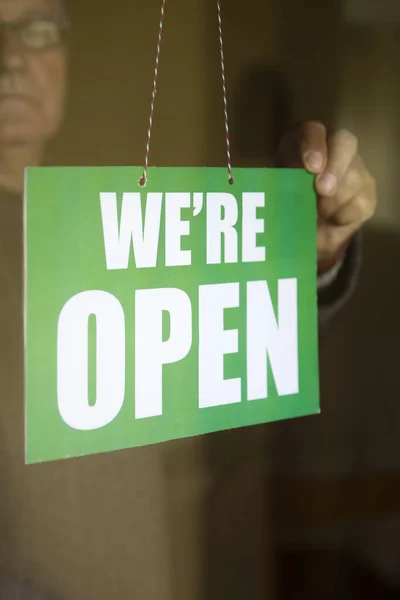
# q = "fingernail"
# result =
<box><xmin>305</xmin><ymin>151</ymin><xmax>323</xmax><ymax>171</ymax></box>
<box><xmin>318</xmin><ymin>172</ymin><xmax>337</xmax><ymax>194</ymax></box>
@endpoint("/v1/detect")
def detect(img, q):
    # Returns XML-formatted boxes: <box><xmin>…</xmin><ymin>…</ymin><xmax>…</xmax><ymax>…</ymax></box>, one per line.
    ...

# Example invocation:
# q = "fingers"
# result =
<box><xmin>318</xmin><ymin>155</ymin><xmax>365</xmax><ymax>219</ymax></box>
<box><xmin>277</xmin><ymin>121</ymin><xmax>328</xmax><ymax>173</ymax></box>
<box><xmin>278</xmin><ymin>124</ymin><xmax>360</xmax><ymax>198</ymax></box>
<box><xmin>316</xmin><ymin>129</ymin><xmax>358</xmax><ymax>197</ymax></box>
<box><xmin>334</xmin><ymin>183</ymin><xmax>377</xmax><ymax>228</ymax></box>
<box><xmin>318</xmin><ymin>195</ymin><xmax>370</xmax><ymax>255</ymax></box>
<box><xmin>317</xmin><ymin>164</ymin><xmax>376</xmax><ymax>264</ymax></box>
<box><xmin>318</xmin><ymin>155</ymin><xmax>376</xmax><ymax>220</ymax></box>
<box><xmin>277</xmin><ymin>121</ymin><xmax>377</xmax><ymax>251</ymax></box>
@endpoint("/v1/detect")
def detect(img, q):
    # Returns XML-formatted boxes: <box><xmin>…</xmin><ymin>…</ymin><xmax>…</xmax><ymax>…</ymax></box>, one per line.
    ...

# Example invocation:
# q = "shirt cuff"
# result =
<box><xmin>317</xmin><ymin>254</ymin><xmax>346</xmax><ymax>290</ymax></box>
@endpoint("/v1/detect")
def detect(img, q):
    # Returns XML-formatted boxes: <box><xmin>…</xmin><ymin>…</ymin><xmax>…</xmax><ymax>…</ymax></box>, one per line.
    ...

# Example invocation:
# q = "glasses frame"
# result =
<box><xmin>0</xmin><ymin>17</ymin><xmax>70</xmax><ymax>51</ymax></box>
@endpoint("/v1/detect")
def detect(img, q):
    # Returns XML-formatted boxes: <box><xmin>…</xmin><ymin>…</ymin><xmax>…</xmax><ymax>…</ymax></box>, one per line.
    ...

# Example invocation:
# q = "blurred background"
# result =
<box><xmin>1</xmin><ymin>0</ymin><xmax>400</xmax><ymax>598</ymax></box>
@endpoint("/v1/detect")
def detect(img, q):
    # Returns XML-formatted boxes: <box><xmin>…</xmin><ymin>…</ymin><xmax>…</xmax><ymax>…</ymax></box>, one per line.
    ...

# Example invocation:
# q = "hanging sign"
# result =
<box><xmin>24</xmin><ymin>166</ymin><xmax>319</xmax><ymax>464</ymax></box>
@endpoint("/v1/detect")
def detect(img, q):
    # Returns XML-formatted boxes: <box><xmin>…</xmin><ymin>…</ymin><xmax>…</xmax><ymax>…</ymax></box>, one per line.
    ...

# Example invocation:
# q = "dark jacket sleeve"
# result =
<box><xmin>318</xmin><ymin>233</ymin><xmax>362</xmax><ymax>326</ymax></box>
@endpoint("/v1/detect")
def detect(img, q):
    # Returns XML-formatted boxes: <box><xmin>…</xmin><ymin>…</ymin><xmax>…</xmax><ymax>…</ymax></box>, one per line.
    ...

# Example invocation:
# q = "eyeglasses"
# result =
<box><xmin>0</xmin><ymin>19</ymin><xmax>70</xmax><ymax>51</ymax></box>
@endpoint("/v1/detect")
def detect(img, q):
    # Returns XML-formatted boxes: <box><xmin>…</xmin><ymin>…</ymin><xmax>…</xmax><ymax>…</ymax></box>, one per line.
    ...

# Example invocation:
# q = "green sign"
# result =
<box><xmin>24</xmin><ymin>167</ymin><xmax>319</xmax><ymax>464</ymax></box>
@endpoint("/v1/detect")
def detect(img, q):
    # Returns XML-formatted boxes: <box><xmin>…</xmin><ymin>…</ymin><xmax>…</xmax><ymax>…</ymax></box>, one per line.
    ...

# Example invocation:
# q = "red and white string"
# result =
<box><xmin>140</xmin><ymin>0</ymin><xmax>234</xmax><ymax>186</ymax></box>
<box><xmin>139</xmin><ymin>0</ymin><xmax>166</xmax><ymax>187</ymax></box>
<box><xmin>216</xmin><ymin>0</ymin><xmax>234</xmax><ymax>184</ymax></box>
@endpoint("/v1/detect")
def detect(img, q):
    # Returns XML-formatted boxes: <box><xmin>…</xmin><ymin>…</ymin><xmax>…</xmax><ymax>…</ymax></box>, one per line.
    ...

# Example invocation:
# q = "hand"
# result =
<box><xmin>277</xmin><ymin>121</ymin><xmax>377</xmax><ymax>271</ymax></box>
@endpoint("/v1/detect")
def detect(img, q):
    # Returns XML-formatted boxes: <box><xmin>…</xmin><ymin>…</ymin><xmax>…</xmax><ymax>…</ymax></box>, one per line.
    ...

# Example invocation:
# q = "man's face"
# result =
<box><xmin>0</xmin><ymin>0</ymin><xmax>67</xmax><ymax>146</ymax></box>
